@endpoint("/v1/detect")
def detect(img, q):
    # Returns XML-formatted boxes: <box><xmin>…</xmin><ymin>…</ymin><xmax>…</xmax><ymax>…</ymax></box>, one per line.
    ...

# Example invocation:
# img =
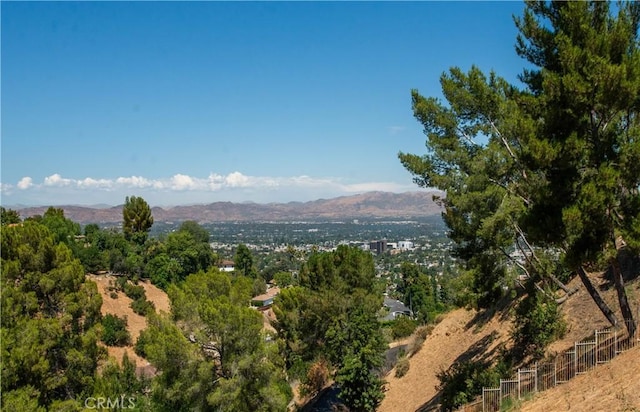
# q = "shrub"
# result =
<box><xmin>102</xmin><ymin>314</ymin><xmax>131</xmax><ymax>346</ymax></box>
<box><xmin>115</xmin><ymin>275</ymin><xmax>128</xmax><ymax>291</ymax></box>
<box><xmin>123</xmin><ymin>283</ymin><xmax>145</xmax><ymax>301</ymax></box>
<box><xmin>109</xmin><ymin>291</ymin><xmax>118</xmax><ymax>299</ymax></box>
<box><xmin>134</xmin><ymin>333</ymin><xmax>148</xmax><ymax>357</ymax></box>
<box><xmin>437</xmin><ymin>360</ymin><xmax>501</xmax><ymax>411</ymax></box>
<box><xmin>131</xmin><ymin>298</ymin><xmax>155</xmax><ymax>316</ymax></box>
<box><xmin>395</xmin><ymin>357</ymin><xmax>410</xmax><ymax>378</ymax></box>
<box><xmin>391</xmin><ymin>317</ymin><xmax>418</xmax><ymax>340</ymax></box>
<box><xmin>407</xmin><ymin>325</ymin><xmax>434</xmax><ymax>355</ymax></box>
<box><xmin>301</xmin><ymin>358</ymin><xmax>330</xmax><ymax>396</ymax></box>
<box><xmin>512</xmin><ymin>290</ymin><xmax>566</xmax><ymax>360</ymax></box>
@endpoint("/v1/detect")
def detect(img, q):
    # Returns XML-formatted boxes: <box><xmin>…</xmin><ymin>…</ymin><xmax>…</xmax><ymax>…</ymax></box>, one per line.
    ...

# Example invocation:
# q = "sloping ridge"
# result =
<box><xmin>379</xmin><ymin>271</ymin><xmax>640</xmax><ymax>412</ymax></box>
<box><xmin>15</xmin><ymin>191</ymin><xmax>444</xmax><ymax>223</ymax></box>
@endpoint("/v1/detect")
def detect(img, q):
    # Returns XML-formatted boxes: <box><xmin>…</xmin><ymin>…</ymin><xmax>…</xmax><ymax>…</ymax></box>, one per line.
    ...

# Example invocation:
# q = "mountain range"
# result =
<box><xmin>14</xmin><ymin>191</ymin><xmax>444</xmax><ymax>223</ymax></box>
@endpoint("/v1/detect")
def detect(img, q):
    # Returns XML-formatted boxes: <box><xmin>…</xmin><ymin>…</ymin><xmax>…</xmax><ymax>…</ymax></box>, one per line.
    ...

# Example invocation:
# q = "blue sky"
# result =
<box><xmin>2</xmin><ymin>1</ymin><xmax>528</xmax><ymax>207</ymax></box>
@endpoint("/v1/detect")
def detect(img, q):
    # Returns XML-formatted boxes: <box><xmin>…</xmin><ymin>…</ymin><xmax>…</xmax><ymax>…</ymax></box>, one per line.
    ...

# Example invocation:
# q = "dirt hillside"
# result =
<box><xmin>379</xmin><ymin>270</ymin><xmax>639</xmax><ymax>412</ymax></box>
<box><xmin>88</xmin><ymin>274</ymin><xmax>171</xmax><ymax>373</ymax></box>
<box><xmin>519</xmin><ymin>347</ymin><xmax>640</xmax><ymax>412</ymax></box>
<box><xmin>379</xmin><ymin>307</ymin><xmax>513</xmax><ymax>412</ymax></box>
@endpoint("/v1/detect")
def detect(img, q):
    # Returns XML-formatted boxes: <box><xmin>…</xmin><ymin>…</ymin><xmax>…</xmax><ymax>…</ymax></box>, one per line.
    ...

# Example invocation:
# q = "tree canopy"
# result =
<box><xmin>123</xmin><ymin>196</ymin><xmax>154</xmax><ymax>244</ymax></box>
<box><xmin>274</xmin><ymin>246</ymin><xmax>386</xmax><ymax>411</ymax></box>
<box><xmin>400</xmin><ymin>1</ymin><xmax>639</xmax><ymax>331</ymax></box>
<box><xmin>1</xmin><ymin>221</ymin><xmax>103</xmax><ymax>409</ymax></box>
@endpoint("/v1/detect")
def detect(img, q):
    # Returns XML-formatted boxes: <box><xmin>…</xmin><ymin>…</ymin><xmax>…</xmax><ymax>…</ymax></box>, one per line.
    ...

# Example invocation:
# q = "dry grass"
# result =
<box><xmin>378</xmin><ymin>308</ymin><xmax>512</xmax><ymax>412</ymax></box>
<box><xmin>519</xmin><ymin>347</ymin><xmax>640</xmax><ymax>412</ymax></box>
<box><xmin>379</xmin><ymin>271</ymin><xmax>639</xmax><ymax>412</ymax></box>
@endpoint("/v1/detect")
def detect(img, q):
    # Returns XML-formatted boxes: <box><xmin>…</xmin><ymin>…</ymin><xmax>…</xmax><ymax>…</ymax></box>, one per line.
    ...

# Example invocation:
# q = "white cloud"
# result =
<box><xmin>170</xmin><ymin>174</ymin><xmax>197</xmax><ymax>190</ymax></box>
<box><xmin>77</xmin><ymin>177</ymin><xmax>113</xmax><ymax>189</ymax></box>
<box><xmin>225</xmin><ymin>171</ymin><xmax>250</xmax><ymax>188</ymax></box>
<box><xmin>0</xmin><ymin>172</ymin><xmax>418</xmax><ymax>205</ymax></box>
<box><xmin>44</xmin><ymin>173</ymin><xmax>73</xmax><ymax>187</ymax></box>
<box><xmin>17</xmin><ymin>177</ymin><xmax>33</xmax><ymax>190</ymax></box>
<box><xmin>116</xmin><ymin>176</ymin><xmax>154</xmax><ymax>188</ymax></box>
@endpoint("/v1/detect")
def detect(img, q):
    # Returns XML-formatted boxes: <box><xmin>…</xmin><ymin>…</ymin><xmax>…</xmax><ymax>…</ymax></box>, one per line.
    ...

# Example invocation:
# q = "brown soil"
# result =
<box><xmin>378</xmin><ymin>307</ymin><xmax>513</xmax><ymax>412</ymax></box>
<box><xmin>87</xmin><ymin>274</ymin><xmax>171</xmax><ymax>373</ymax></box>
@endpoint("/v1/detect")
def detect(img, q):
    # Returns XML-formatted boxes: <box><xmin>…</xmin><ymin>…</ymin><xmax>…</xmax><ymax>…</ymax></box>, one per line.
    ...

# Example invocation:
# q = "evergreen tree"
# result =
<box><xmin>400</xmin><ymin>1</ymin><xmax>639</xmax><ymax>335</ymax></box>
<box><xmin>122</xmin><ymin>196</ymin><xmax>154</xmax><ymax>245</ymax></box>
<box><xmin>1</xmin><ymin>221</ymin><xmax>103</xmax><ymax>408</ymax></box>
<box><xmin>234</xmin><ymin>243</ymin><xmax>256</xmax><ymax>278</ymax></box>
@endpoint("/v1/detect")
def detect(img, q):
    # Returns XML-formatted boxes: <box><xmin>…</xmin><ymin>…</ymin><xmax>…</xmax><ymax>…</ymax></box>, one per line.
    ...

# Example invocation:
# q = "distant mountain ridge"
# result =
<box><xmin>14</xmin><ymin>191</ymin><xmax>444</xmax><ymax>224</ymax></box>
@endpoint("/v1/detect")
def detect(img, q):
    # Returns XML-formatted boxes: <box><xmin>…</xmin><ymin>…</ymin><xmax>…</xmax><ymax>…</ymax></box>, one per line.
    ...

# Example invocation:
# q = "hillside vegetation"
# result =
<box><xmin>2</xmin><ymin>2</ymin><xmax>640</xmax><ymax>411</ymax></box>
<box><xmin>380</xmin><ymin>272</ymin><xmax>640</xmax><ymax>411</ymax></box>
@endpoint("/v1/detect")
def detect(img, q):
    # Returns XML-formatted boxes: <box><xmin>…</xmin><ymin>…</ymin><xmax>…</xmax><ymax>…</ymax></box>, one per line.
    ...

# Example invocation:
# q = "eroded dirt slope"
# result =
<box><xmin>379</xmin><ymin>307</ymin><xmax>513</xmax><ymax>412</ymax></box>
<box><xmin>88</xmin><ymin>274</ymin><xmax>171</xmax><ymax>372</ymax></box>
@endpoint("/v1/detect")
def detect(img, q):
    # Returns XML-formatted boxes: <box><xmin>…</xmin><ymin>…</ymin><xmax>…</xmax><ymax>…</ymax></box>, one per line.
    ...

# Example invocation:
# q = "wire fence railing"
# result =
<box><xmin>455</xmin><ymin>315</ymin><xmax>639</xmax><ymax>412</ymax></box>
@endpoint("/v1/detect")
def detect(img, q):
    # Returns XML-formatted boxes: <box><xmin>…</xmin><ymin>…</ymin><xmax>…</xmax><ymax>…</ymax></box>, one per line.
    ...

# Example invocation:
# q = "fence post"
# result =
<box><xmin>517</xmin><ymin>369</ymin><xmax>521</xmax><ymax>400</ymax></box>
<box><xmin>568</xmin><ymin>342</ymin><xmax>578</xmax><ymax>379</ymax></box>
<box><xmin>482</xmin><ymin>387</ymin><xmax>485</xmax><ymax>412</ymax></box>
<box><xmin>595</xmin><ymin>329</ymin><xmax>599</xmax><ymax>364</ymax></box>
<box><xmin>534</xmin><ymin>363</ymin><xmax>538</xmax><ymax>393</ymax></box>
<box><xmin>553</xmin><ymin>359</ymin><xmax>557</xmax><ymax>387</ymax></box>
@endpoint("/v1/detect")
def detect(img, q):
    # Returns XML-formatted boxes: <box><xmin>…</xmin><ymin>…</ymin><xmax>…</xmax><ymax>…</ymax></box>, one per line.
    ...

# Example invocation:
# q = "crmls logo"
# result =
<box><xmin>84</xmin><ymin>396</ymin><xmax>136</xmax><ymax>409</ymax></box>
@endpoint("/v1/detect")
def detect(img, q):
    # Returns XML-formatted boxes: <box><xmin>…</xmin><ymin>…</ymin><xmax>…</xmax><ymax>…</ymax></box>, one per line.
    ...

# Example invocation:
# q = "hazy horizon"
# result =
<box><xmin>3</xmin><ymin>189</ymin><xmax>443</xmax><ymax>209</ymax></box>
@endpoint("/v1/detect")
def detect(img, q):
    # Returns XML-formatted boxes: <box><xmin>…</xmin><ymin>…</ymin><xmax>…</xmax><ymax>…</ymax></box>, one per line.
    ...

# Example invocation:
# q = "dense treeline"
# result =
<box><xmin>274</xmin><ymin>246</ymin><xmax>387</xmax><ymax>411</ymax></box>
<box><xmin>2</xmin><ymin>200</ymin><xmax>403</xmax><ymax>411</ymax></box>
<box><xmin>1</xmin><ymin>220</ymin><xmax>104</xmax><ymax>411</ymax></box>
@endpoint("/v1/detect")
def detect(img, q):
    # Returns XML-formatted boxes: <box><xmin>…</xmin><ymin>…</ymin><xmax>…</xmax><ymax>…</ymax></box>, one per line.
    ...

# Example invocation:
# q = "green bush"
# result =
<box><xmin>395</xmin><ymin>357</ymin><xmax>410</xmax><ymax>378</ymax></box>
<box><xmin>134</xmin><ymin>334</ymin><xmax>148</xmax><ymax>358</ymax></box>
<box><xmin>102</xmin><ymin>314</ymin><xmax>131</xmax><ymax>346</ymax></box>
<box><xmin>437</xmin><ymin>360</ymin><xmax>501</xmax><ymax>411</ymax></box>
<box><xmin>512</xmin><ymin>290</ymin><xmax>566</xmax><ymax>360</ymax></box>
<box><xmin>123</xmin><ymin>283</ymin><xmax>145</xmax><ymax>301</ymax></box>
<box><xmin>391</xmin><ymin>317</ymin><xmax>418</xmax><ymax>340</ymax></box>
<box><xmin>115</xmin><ymin>276</ymin><xmax>128</xmax><ymax>291</ymax></box>
<box><xmin>130</xmin><ymin>298</ymin><xmax>155</xmax><ymax>316</ymax></box>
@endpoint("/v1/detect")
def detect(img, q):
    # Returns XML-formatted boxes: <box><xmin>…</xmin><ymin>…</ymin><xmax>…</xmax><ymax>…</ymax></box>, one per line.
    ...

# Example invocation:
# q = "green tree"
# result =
<box><xmin>273</xmin><ymin>247</ymin><xmax>386</xmax><ymax>410</ymax></box>
<box><xmin>137</xmin><ymin>313</ymin><xmax>214</xmax><ymax>411</ymax></box>
<box><xmin>234</xmin><ymin>243</ymin><xmax>256</xmax><ymax>278</ymax></box>
<box><xmin>41</xmin><ymin>207</ymin><xmax>81</xmax><ymax>246</ymax></box>
<box><xmin>400</xmin><ymin>1</ymin><xmax>639</xmax><ymax>334</ymax></box>
<box><xmin>123</xmin><ymin>196</ymin><xmax>154</xmax><ymax>244</ymax></box>
<box><xmin>274</xmin><ymin>271</ymin><xmax>294</xmax><ymax>287</ymax></box>
<box><xmin>1</xmin><ymin>207</ymin><xmax>21</xmax><ymax>225</ymax></box>
<box><xmin>178</xmin><ymin>220</ymin><xmax>210</xmax><ymax>244</ymax></box>
<box><xmin>144</xmin><ymin>229</ymin><xmax>215</xmax><ymax>287</ymax></box>
<box><xmin>329</xmin><ymin>304</ymin><xmax>386</xmax><ymax>412</ymax></box>
<box><xmin>101</xmin><ymin>314</ymin><xmax>131</xmax><ymax>346</ymax></box>
<box><xmin>93</xmin><ymin>354</ymin><xmax>149</xmax><ymax>411</ymax></box>
<box><xmin>1</xmin><ymin>221</ymin><xmax>103</xmax><ymax>409</ymax></box>
<box><xmin>140</xmin><ymin>269</ymin><xmax>291</xmax><ymax>411</ymax></box>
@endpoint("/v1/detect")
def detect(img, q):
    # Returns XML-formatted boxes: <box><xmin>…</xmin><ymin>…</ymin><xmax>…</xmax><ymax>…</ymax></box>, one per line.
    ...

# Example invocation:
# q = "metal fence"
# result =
<box><xmin>478</xmin><ymin>318</ymin><xmax>639</xmax><ymax>412</ymax></box>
